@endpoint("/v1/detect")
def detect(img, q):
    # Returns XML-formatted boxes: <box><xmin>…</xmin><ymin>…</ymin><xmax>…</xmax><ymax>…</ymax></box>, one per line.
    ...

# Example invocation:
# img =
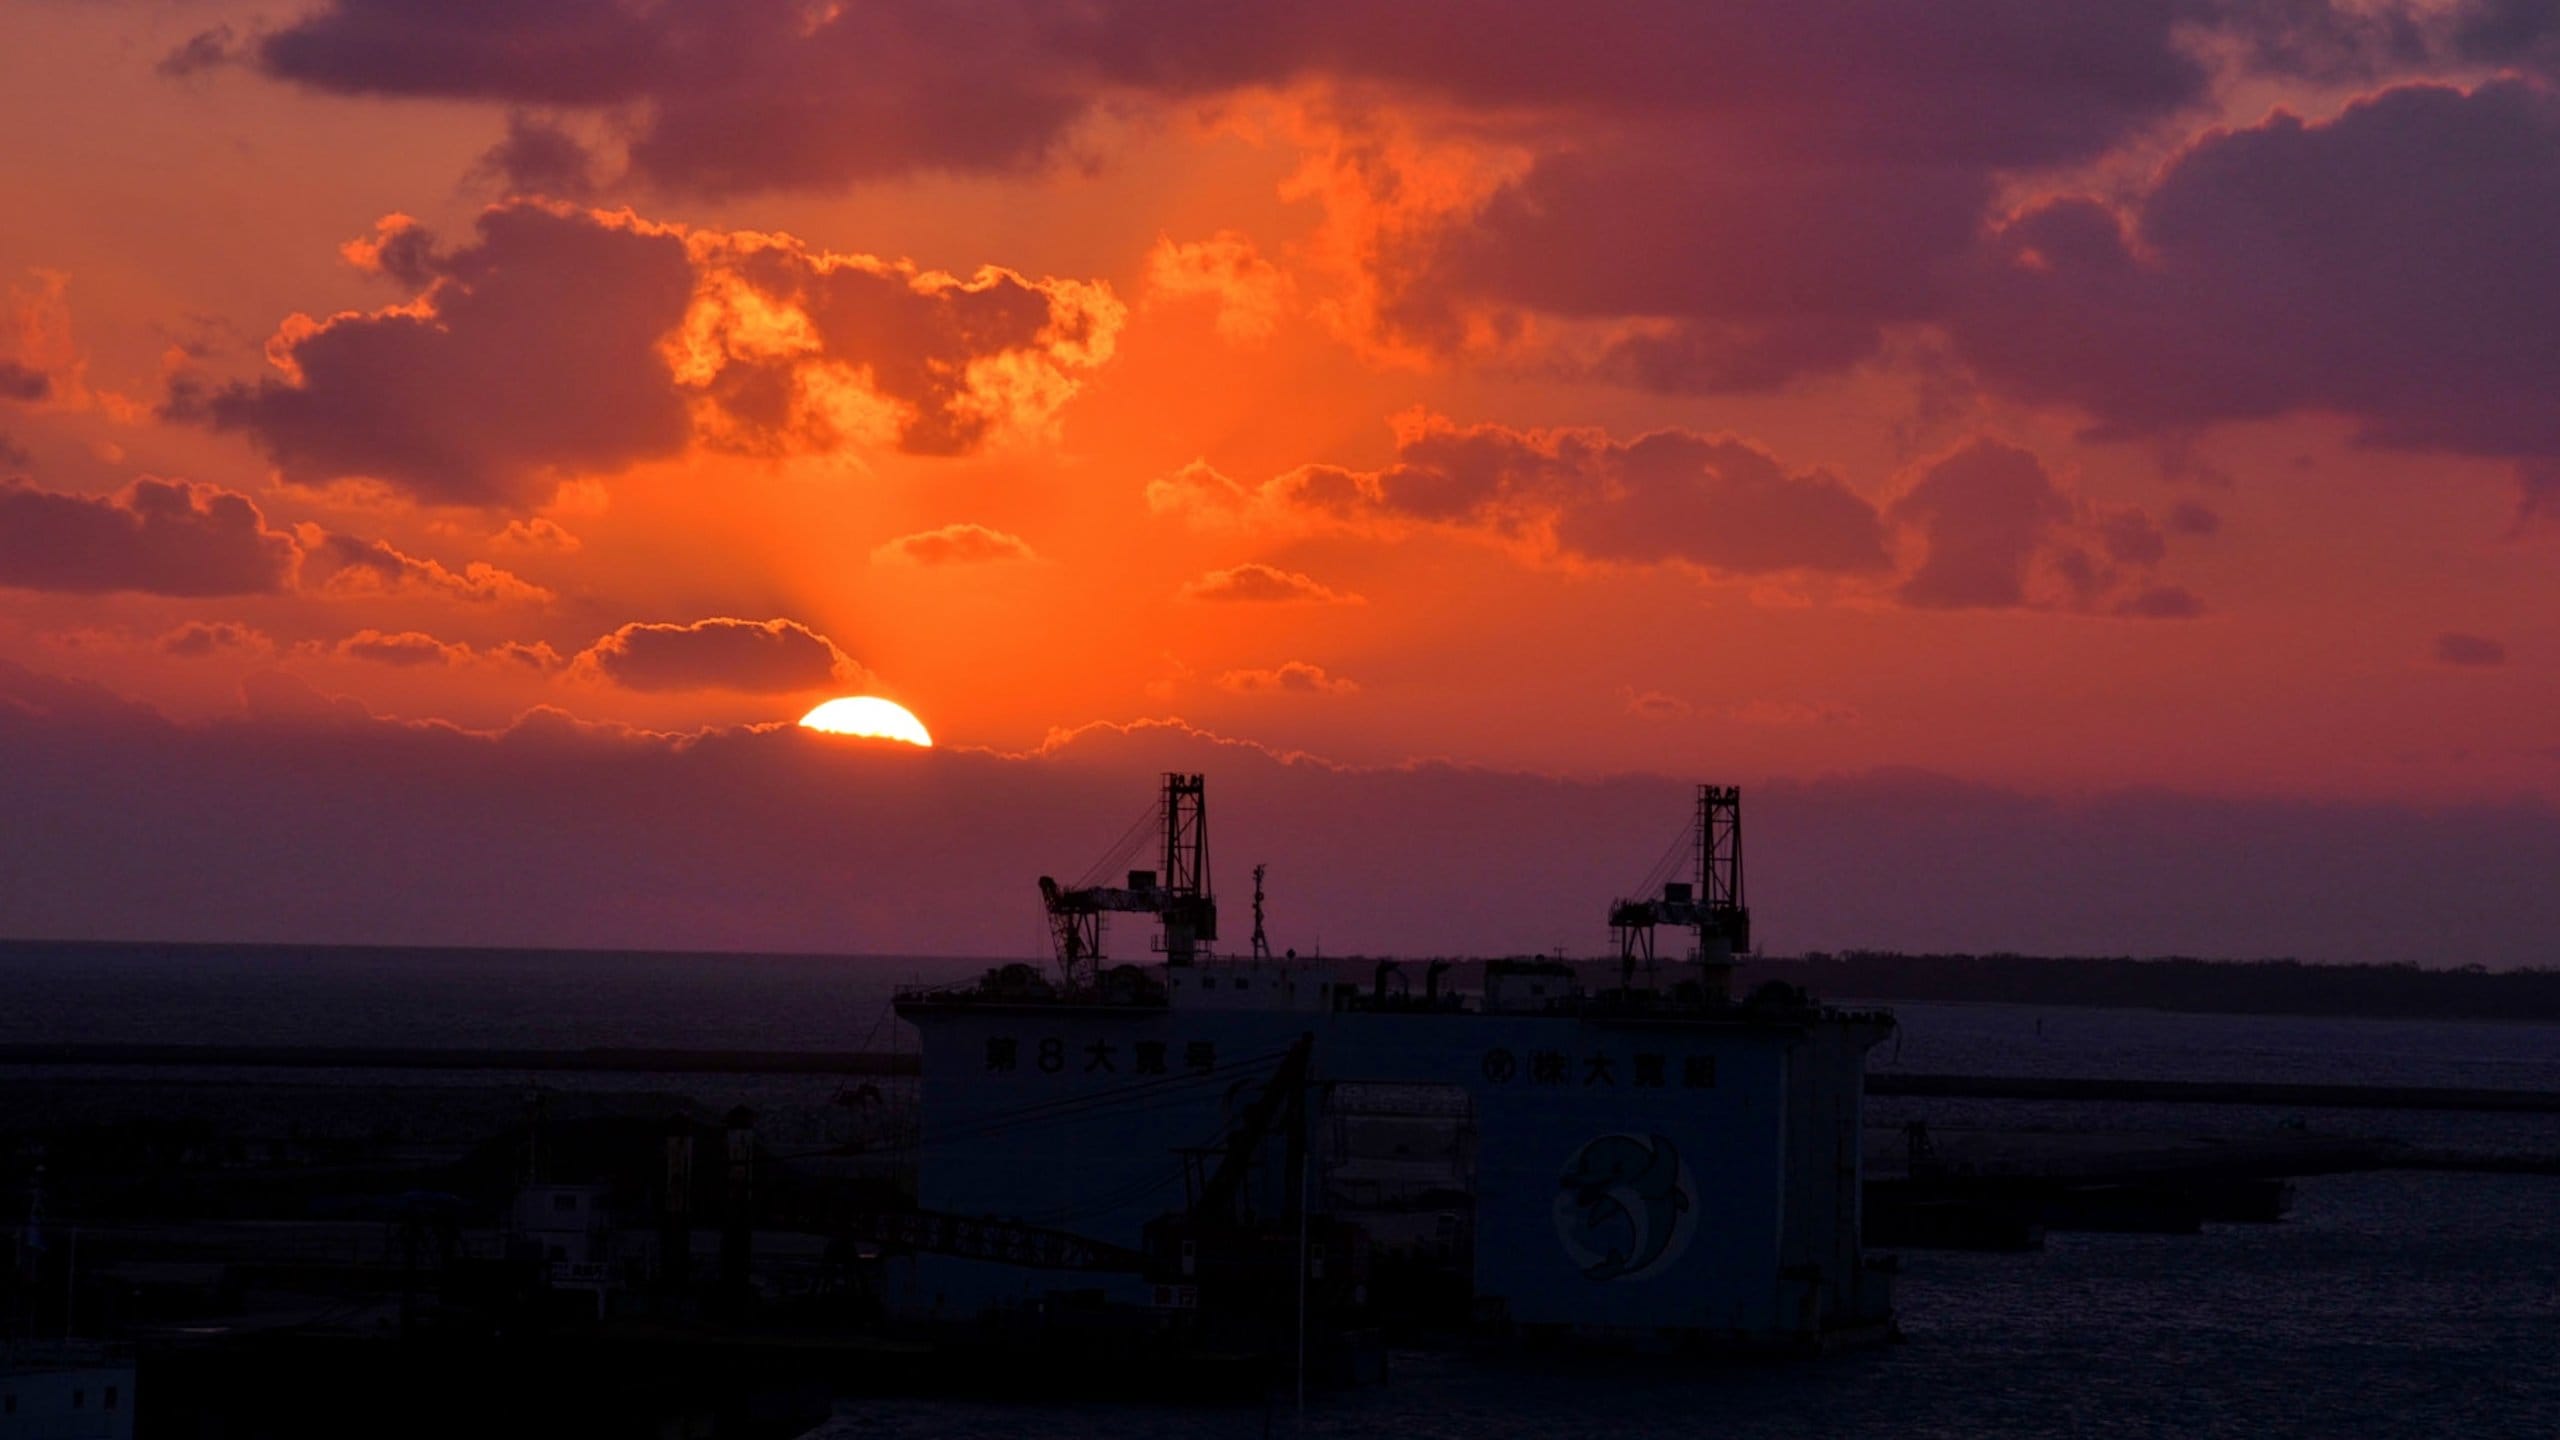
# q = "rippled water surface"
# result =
<box><xmin>810</xmin><ymin>1170</ymin><xmax>2560</xmax><ymax>1439</ymax></box>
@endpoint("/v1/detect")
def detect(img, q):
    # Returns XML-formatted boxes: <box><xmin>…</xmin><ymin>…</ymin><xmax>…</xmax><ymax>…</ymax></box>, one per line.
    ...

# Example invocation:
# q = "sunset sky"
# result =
<box><xmin>2</xmin><ymin>1</ymin><xmax>2554</xmax><ymax>964</ymax></box>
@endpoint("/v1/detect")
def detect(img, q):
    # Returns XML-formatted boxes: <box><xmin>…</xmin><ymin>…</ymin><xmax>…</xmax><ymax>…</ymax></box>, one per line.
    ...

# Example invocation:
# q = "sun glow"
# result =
<box><xmin>798</xmin><ymin>695</ymin><xmax>934</xmax><ymax>746</ymax></box>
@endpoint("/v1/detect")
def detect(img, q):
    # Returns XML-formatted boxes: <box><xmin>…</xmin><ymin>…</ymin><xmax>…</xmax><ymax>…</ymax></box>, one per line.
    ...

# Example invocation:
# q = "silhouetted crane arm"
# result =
<box><xmin>1195</xmin><ymin>1033</ymin><xmax>1314</xmax><ymax>1228</ymax></box>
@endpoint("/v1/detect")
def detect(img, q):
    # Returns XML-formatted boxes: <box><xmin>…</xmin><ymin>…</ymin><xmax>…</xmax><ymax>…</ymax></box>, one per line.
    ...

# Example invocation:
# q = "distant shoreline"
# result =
<box><xmin>1829</xmin><ymin>993</ymin><xmax>2559</xmax><ymax>1030</ymax></box>
<box><xmin>3</xmin><ymin>938</ymin><xmax>2554</xmax><ymax>1025</ymax></box>
<box><xmin>1739</xmin><ymin>952</ymin><xmax>2560</xmax><ymax>1024</ymax></box>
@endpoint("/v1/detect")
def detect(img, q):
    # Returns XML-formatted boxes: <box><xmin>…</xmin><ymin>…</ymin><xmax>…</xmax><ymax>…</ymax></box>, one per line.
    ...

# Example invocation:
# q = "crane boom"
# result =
<box><xmin>1192</xmin><ymin>1032</ymin><xmax>1315</xmax><ymax>1227</ymax></box>
<box><xmin>1609</xmin><ymin>784</ymin><xmax>1750</xmax><ymax>998</ymax></box>
<box><xmin>1039</xmin><ymin>773</ymin><xmax>1218</xmax><ymax>989</ymax></box>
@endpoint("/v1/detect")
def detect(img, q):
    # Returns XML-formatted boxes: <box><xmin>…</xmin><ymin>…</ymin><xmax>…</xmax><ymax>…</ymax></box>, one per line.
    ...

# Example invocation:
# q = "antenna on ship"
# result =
<box><xmin>1250</xmin><ymin>863</ymin><xmax>1272</xmax><ymax>962</ymax></box>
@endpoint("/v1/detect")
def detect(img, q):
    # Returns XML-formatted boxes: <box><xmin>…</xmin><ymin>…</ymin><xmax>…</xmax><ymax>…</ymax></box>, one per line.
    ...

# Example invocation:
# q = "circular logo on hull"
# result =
<box><xmin>1553</xmin><ymin>1132</ymin><xmax>1696</xmax><ymax>1282</ymax></box>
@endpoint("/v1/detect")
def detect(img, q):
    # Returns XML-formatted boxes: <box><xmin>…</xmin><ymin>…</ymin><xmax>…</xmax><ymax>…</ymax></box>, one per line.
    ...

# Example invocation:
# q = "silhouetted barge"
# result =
<box><xmin>882</xmin><ymin>775</ymin><xmax>1898</xmax><ymax>1359</ymax></box>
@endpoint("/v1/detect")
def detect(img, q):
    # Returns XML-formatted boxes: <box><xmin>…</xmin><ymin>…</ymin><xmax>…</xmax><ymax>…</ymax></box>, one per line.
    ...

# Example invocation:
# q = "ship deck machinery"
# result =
<box><xmin>891</xmin><ymin>776</ymin><xmax>1896</xmax><ymax>1354</ymax></box>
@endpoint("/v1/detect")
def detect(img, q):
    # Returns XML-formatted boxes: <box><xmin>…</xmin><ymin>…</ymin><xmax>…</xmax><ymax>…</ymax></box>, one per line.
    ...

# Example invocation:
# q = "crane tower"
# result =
<box><xmin>1037</xmin><ymin>772</ymin><xmax>1218</xmax><ymax>990</ymax></box>
<box><xmin>1608</xmin><ymin>784</ymin><xmax>1750</xmax><ymax>999</ymax></box>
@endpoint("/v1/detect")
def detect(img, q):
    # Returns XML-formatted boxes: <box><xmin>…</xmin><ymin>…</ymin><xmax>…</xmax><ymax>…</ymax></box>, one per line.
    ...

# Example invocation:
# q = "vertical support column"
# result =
<box><xmin>719</xmin><ymin>1106</ymin><xmax>755</xmax><ymax>1313</ymax></box>
<box><xmin>1251</xmin><ymin>862</ymin><xmax>1272</xmax><ymax>961</ymax></box>
<box><xmin>1160</xmin><ymin>772</ymin><xmax>1216</xmax><ymax>964</ymax></box>
<box><xmin>660</xmin><ymin>1118</ymin><xmax>694</xmax><ymax>1298</ymax></box>
<box><xmin>1698</xmin><ymin>784</ymin><xmax>1748</xmax><ymax>998</ymax></box>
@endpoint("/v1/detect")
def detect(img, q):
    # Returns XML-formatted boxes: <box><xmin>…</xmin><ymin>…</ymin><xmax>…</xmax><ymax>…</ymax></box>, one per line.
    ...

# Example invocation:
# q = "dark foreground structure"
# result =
<box><xmin>886</xmin><ymin>777</ymin><xmax>1896</xmax><ymax>1356</ymax></box>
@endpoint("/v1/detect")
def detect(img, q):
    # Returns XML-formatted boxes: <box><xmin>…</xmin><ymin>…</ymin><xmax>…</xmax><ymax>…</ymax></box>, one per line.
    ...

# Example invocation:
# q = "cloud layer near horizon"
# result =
<box><xmin>1</xmin><ymin>659</ymin><xmax>2550</xmax><ymax>967</ymax></box>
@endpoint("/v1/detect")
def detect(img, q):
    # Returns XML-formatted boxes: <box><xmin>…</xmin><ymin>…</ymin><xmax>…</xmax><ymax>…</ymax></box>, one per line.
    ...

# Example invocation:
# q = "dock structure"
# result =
<box><xmin>1864</xmin><ymin>1072</ymin><xmax>2560</xmax><ymax>1114</ymax></box>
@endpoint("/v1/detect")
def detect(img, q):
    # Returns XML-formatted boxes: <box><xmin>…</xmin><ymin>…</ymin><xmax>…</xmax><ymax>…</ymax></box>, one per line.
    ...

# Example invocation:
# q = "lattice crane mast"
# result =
<box><xmin>1249</xmin><ymin>863</ymin><xmax>1271</xmax><ymax>962</ymax></box>
<box><xmin>1037</xmin><ymin>772</ymin><xmax>1218</xmax><ymax>990</ymax></box>
<box><xmin>1609</xmin><ymin>784</ymin><xmax>1750</xmax><ymax>998</ymax></box>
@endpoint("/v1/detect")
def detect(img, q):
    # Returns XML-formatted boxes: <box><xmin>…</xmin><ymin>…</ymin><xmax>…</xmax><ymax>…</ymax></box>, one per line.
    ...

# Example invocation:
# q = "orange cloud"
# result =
<box><xmin>1158</xmin><ymin>413</ymin><xmax>1890</xmax><ymax>579</ymax></box>
<box><xmin>1144</xmin><ymin>231</ymin><xmax>1290</xmax><ymax>343</ymax></box>
<box><xmin>159</xmin><ymin>620</ymin><xmax>275</xmax><ymax>659</ymax></box>
<box><xmin>333</xmin><ymin>628</ymin><xmax>476</xmax><ymax>668</ymax></box>
<box><xmin>4</xmin><ymin>273</ymin><xmax>78</xmax><ymax>406</ymax></box>
<box><xmin>1217</xmin><ymin>660</ymin><xmax>1359</xmax><ymax>696</ymax></box>
<box><xmin>295</xmin><ymin>527</ymin><xmax>552</xmax><ymax>606</ymax></box>
<box><xmin>1622</xmin><ymin>688</ymin><xmax>1693</xmax><ymax>720</ymax></box>
<box><xmin>1179</xmin><ymin>562</ymin><xmax>1363</xmax><ymax>604</ymax></box>
<box><xmin>490</xmin><ymin>517</ymin><xmax>581</xmax><ymax>553</ymax></box>
<box><xmin>337</xmin><ymin>213</ymin><xmax>435</xmax><ymax>282</ymax></box>
<box><xmin>189</xmin><ymin>202</ymin><xmax>1124</xmax><ymax>508</ymax></box>
<box><xmin>1888</xmin><ymin>438</ymin><xmax>2199</xmax><ymax>619</ymax></box>
<box><xmin>1266</xmin><ymin>103</ymin><xmax>1536</xmax><ymax>366</ymax></box>
<box><xmin>570</xmin><ymin>617</ymin><xmax>866</xmax><ymax>694</ymax></box>
<box><xmin>315</xmin><ymin>629</ymin><xmax>560</xmax><ymax>672</ymax></box>
<box><xmin>0</xmin><ymin>477</ymin><xmax>298</xmax><ymax>596</ymax></box>
<box><xmin>871</xmin><ymin>522</ymin><xmax>1039</xmax><ymax>566</ymax></box>
<box><xmin>1171</xmin><ymin>418</ymin><xmax>2204</xmax><ymax>617</ymax></box>
<box><xmin>670</xmin><ymin>222</ymin><xmax>1123</xmax><ymax>459</ymax></box>
<box><xmin>1146</xmin><ymin>459</ymin><xmax>1263</xmax><ymax>528</ymax></box>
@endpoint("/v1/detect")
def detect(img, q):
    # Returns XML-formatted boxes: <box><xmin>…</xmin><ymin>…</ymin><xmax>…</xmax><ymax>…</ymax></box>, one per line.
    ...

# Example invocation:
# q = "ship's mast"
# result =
<box><xmin>1250</xmin><ymin>863</ymin><xmax>1272</xmax><ymax>962</ymax></box>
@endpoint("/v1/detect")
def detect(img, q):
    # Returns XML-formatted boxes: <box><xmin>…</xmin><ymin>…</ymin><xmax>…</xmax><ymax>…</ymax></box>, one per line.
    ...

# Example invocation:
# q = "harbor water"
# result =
<box><xmin>4</xmin><ymin>943</ymin><xmax>2557</xmax><ymax>1437</ymax></box>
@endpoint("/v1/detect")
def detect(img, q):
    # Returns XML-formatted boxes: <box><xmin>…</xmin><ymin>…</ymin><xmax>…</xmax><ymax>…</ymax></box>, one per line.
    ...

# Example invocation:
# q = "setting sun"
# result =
<box><xmin>799</xmin><ymin>696</ymin><xmax>934</xmax><ymax>747</ymax></box>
